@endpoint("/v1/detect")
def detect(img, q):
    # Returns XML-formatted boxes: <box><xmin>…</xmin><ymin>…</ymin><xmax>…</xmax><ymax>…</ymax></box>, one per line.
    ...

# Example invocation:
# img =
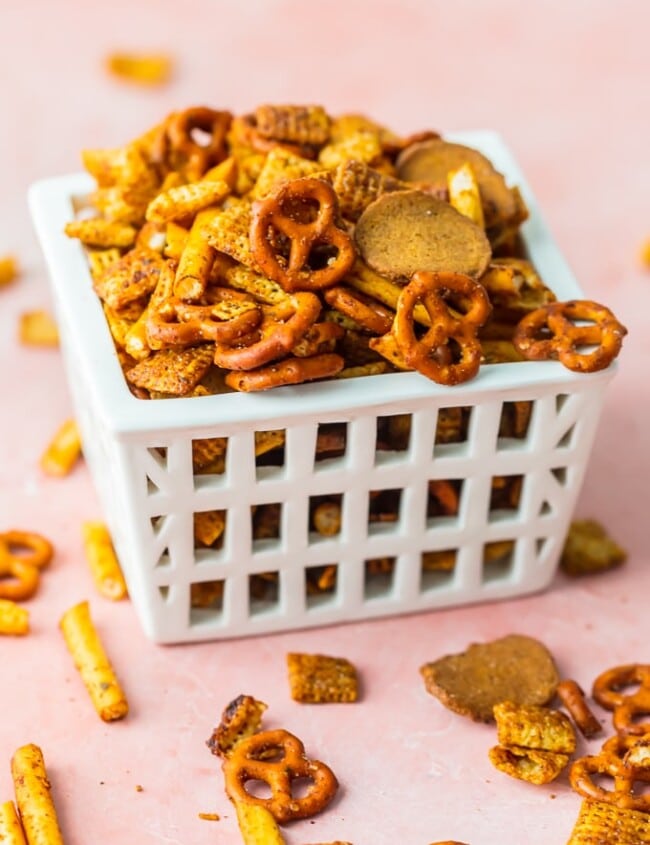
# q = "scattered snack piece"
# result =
<box><xmin>223</xmin><ymin>729</ymin><xmax>338</xmax><ymax>823</ymax></box>
<box><xmin>569</xmin><ymin>745</ymin><xmax>650</xmax><ymax>811</ymax></box>
<box><xmin>59</xmin><ymin>600</ymin><xmax>129</xmax><ymax>721</ymax></box>
<box><xmin>493</xmin><ymin>701</ymin><xmax>576</xmax><ymax>754</ymax></box>
<box><xmin>560</xmin><ymin>519</ymin><xmax>627</xmax><ymax>576</ymax></box>
<box><xmin>0</xmin><ymin>255</ymin><xmax>18</xmax><ymax>287</ymax></box>
<box><xmin>18</xmin><ymin>310</ymin><xmax>59</xmax><ymax>346</ymax></box>
<box><xmin>287</xmin><ymin>652</ymin><xmax>358</xmax><ymax>703</ymax></box>
<box><xmin>39</xmin><ymin>419</ymin><xmax>82</xmax><ymax>477</ymax></box>
<box><xmin>0</xmin><ymin>530</ymin><xmax>53</xmax><ymax>602</ymax></box>
<box><xmin>420</xmin><ymin>633</ymin><xmax>559</xmax><ymax>723</ymax></box>
<box><xmin>135</xmin><ymin>785</ymin><xmax>143</xmax><ymax>792</ymax></box>
<box><xmin>0</xmin><ymin>800</ymin><xmax>26</xmax><ymax>844</ymax></box>
<box><xmin>234</xmin><ymin>801</ymin><xmax>286</xmax><ymax>845</ymax></box>
<box><xmin>11</xmin><ymin>744</ymin><xmax>64</xmax><ymax>845</ymax></box>
<box><xmin>0</xmin><ymin>599</ymin><xmax>29</xmax><ymax>635</ymax></box>
<box><xmin>488</xmin><ymin>744</ymin><xmax>570</xmax><ymax>785</ymax></box>
<box><xmin>567</xmin><ymin>799</ymin><xmax>650</xmax><ymax>845</ymax></box>
<box><xmin>640</xmin><ymin>239</ymin><xmax>650</xmax><ymax>269</ymax></box>
<box><xmin>556</xmin><ymin>679</ymin><xmax>602</xmax><ymax>738</ymax></box>
<box><xmin>106</xmin><ymin>52</ymin><xmax>173</xmax><ymax>86</ymax></box>
<box><xmin>81</xmin><ymin>522</ymin><xmax>128</xmax><ymax>600</ymax></box>
<box><xmin>206</xmin><ymin>694</ymin><xmax>268</xmax><ymax>758</ymax></box>
<box><xmin>592</xmin><ymin>663</ymin><xmax>650</xmax><ymax>737</ymax></box>
<box><xmin>428</xmin><ymin>841</ymin><xmax>470</xmax><ymax>844</ymax></box>
<box><xmin>197</xmin><ymin>812</ymin><xmax>220</xmax><ymax>822</ymax></box>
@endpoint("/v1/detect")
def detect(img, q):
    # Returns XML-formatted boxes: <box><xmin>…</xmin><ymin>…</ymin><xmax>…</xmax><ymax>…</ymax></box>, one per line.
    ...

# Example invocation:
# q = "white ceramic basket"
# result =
<box><xmin>29</xmin><ymin>131</ymin><xmax>614</xmax><ymax>644</ymax></box>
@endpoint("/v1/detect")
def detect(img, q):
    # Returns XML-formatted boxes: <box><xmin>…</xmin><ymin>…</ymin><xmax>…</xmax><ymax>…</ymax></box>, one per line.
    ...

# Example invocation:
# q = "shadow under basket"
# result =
<box><xmin>29</xmin><ymin>130</ymin><xmax>615</xmax><ymax>643</ymax></box>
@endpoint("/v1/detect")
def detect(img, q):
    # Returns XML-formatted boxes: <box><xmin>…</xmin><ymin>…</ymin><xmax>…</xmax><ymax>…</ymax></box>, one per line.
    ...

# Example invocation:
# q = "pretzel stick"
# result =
<box><xmin>59</xmin><ymin>600</ymin><xmax>128</xmax><ymax>721</ymax></box>
<box><xmin>0</xmin><ymin>800</ymin><xmax>27</xmax><ymax>844</ymax></box>
<box><xmin>11</xmin><ymin>744</ymin><xmax>64</xmax><ymax>845</ymax></box>
<box><xmin>81</xmin><ymin>523</ymin><xmax>127</xmax><ymax>601</ymax></box>
<box><xmin>39</xmin><ymin>420</ymin><xmax>82</xmax><ymax>477</ymax></box>
<box><xmin>0</xmin><ymin>599</ymin><xmax>29</xmax><ymax>635</ymax></box>
<box><xmin>234</xmin><ymin>801</ymin><xmax>286</xmax><ymax>845</ymax></box>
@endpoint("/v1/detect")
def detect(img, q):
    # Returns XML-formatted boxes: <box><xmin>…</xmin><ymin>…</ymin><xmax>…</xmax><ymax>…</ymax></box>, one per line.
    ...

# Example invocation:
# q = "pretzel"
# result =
<box><xmin>393</xmin><ymin>270</ymin><xmax>491</xmax><ymax>385</ymax></box>
<box><xmin>147</xmin><ymin>296</ymin><xmax>262</xmax><ymax>348</ymax></box>
<box><xmin>570</xmin><ymin>748</ymin><xmax>650</xmax><ymax>812</ymax></box>
<box><xmin>225</xmin><ymin>353</ymin><xmax>344</xmax><ymax>392</ymax></box>
<box><xmin>165</xmin><ymin>107</ymin><xmax>232</xmax><ymax>180</ymax></box>
<box><xmin>222</xmin><ymin>728</ymin><xmax>338</xmax><ymax>823</ymax></box>
<box><xmin>593</xmin><ymin>664</ymin><xmax>650</xmax><ymax>737</ymax></box>
<box><xmin>0</xmin><ymin>531</ymin><xmax>53</xmax><ymax>601</ymax></box>
<box><xmin>513</xmin><ymin>300</ymin><xmax>627</xmax><ymax>373</ymax></box>
<box><xmin>556</xmin><ymin>679</ymin><xmax>602</xmax><ymax>738</ymax></box>
<box><xmin>213</xmin><ymin>292</ymin><xmax>321</xmax><ymax>370</ymax></box>
<box><xmin>250</xmin><ymin>178</ymin><xmax>356</xmax><ymax>292</ymax></box>
<box><xmin>11</xmin><ymin>744</ymin><xmax>65</xmax><ymax>845</ymax></box>
<box><xmin>324</xmin><ymin>285</ymin><xmax>394</xmax><ymax>335</ymax></box>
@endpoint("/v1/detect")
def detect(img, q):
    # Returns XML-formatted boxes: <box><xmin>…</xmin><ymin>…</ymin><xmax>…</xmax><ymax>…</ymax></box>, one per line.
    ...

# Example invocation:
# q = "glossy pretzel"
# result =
<box><xmin>513</xmin><ymin>300</ymin><xmax>626</xmax><ymax>373</ymax></box>
<box><xmin>570</xmin><ymin>749</ymin><xmax>650</xmax><ymax>812</ymax></box>
<box><xmin>593</xmin><ymin>664</ymin><xmax>650</xmax><ymax>737</ymax></box>
<box><xmin>0</xmin><ymin>531</ymin><xmax>53</xmax><ymax>601</ymax></box>
<box><xmin>165</xmin><ymin>107</ymin><xmax>232</xmax><ymax>179</ymax></box>
<box><xmin>222</xmin><ymin>728</ymin><xmax>338</xmax><ymax>823</ymax></box>
<box><xmin>323</xmin><ymin>285</ymin><xmax>394</xmax><ymax>335</ymax></box>
<box><xmin>146</xmin><ymin>296</ymin><xmax>262</xmax><ymax>348</ymax></box>
<box><xmin>225</xmin><ymin>352</ymin><xmax>345</xmax><ymax>392</ymax></box>
<box><xmin>250</xmin><ymin>178</ymin><xmax>356</xmax><ymax>292</ymax></box>
<box><xmin>393</xmin><ymin>270</ymin><xmax>491</xmax><ymax>385</ymax></box>
<box><xmin>213</xmin><ymin>292</ymin><xmax>321</xmax><ymax>370</ymax></box>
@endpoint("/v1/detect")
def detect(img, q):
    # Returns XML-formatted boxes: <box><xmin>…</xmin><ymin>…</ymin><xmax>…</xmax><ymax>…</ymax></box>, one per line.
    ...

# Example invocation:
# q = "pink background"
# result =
<box><xmin>1</xmin><ymin>1</ymin><xmax>649</xmax><ymax>842</ymax></box>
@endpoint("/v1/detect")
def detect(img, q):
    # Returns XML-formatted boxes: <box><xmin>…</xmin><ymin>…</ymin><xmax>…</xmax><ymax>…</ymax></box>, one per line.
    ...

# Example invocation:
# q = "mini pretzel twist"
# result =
<box><xmin>570</xmin><ymin>748</ymin><xmax>650</xmax><ymax>812</ymax></box>
<box><xmin>250</xmin><ymin>178</ymin><xmax>356</xmax><ymax>293</ymax></box>
<box><xmin>165</xmin><ymin>107</ymin><xmax>232</xmax><ymax>179</ymax></box>
<box><xmin>513</xmin><ymin>299</ymin><xmax>627</xmax><ymax>373</ymax></box>
<box><xmin>593</xmin><ymin>664</ymin><xmax>650</xmax><ymax>737</ymax></box>
<box><xmin>0</xmin><ymin>531</ymin><xmax>53</xmax><ymax>601</ymax></box>
<box><xmin>222</xmin><ymin>728</ymin><xmax>338</xmax><ymax>823</ymax></box>
<box><xmin>213</xmin><ymin>292</ymin><xmax>321</xmax><ymax>370</ymax></box>
<box><xmin>393</xmin><ymin>270</ymin><xmax>491</xmax><ymax>385</ymax></box>
<box><xmin>146</xmin><ymin>296</ymin><xmax>262</xmax><ymax>348</ymax></box>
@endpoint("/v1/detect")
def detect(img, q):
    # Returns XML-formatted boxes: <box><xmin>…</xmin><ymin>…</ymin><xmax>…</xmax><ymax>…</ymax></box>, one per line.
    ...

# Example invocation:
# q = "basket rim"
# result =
<box><xmin>28</xmin><ymin>129</ymin><xmax>612</xmax><ymax>436</ymax></box>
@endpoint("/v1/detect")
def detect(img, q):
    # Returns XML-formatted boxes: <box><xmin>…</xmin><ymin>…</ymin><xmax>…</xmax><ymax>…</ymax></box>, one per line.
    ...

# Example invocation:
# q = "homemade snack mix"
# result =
<box><xmin>64</xmin><ymin>103</ymin><xmax>627</xmax><ymax>397</ymax></box>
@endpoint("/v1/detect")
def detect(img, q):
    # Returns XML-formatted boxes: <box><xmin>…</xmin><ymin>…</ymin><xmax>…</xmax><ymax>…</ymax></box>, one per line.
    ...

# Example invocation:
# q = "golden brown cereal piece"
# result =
<box><xmin>368</xmin><ymin>331</ymin><xmax>411</xmax><ymax>370</ymax></box>
<box><xmin>0</xmin><ymin>600</ymin><xmax>29</xmax><ymax>636</ymax></box>
<box><xmin>87</xmin><ymin>248</ymin><xmax>122</xmax><ymax>281</ymax></box>
<box><xmin>126</xmin><ymin>344</ymin><xmax>214</xmax><ymax>396</ymax></box>
<box><xmin>103</xmin><ymin>304</ymin><xmax>136</xmax><ymax>349</ymax></box>
<box><xmin>354</xmin><ymin>190</ymin><xmax>492</xmax><ymax>280</ymax></box>
<box><xmin>192</xmin><ymin>437</ymin><xmax>228</xmax><ymax>471</ymax></box>
<box><xmin>493</xmin><ymin>700</ymin><xmax>576</xmax><ymax>754</ymax></box>
<box><xmin>396</xmin><ymin>138</ymin><xmax>518</xmax><ymax>228</ymax></box>
<box><xmin>567</xmin><ymin>799</ymin><xmax>650</xmax><ymax>845</ymax></box>
<box><xmin>82</xmin><ymin>522</ymin><xmax>127</xmax><ymax>601</ymax></box>
<box><xmin>488</xmin><ymin>744</ymin><xmax>570</xmax><ymax>785</ymax></box>
<box><xmin>204</xmin><ymin>200</ymin><xmax>255</xmax><ymax>267</ymax></box>
<box><xmin>255</xmin><ymin>104</ymin><xmax>330</xmax><ymax>145</ymax></box>
<box><xmin>106</xmin><ymin>52</ymin><xmax>173</xmax><ymax>86</ymax></box>
<box><xmin>59</xmin><ymin>600</ymin><xmax>129</xmax><ymax>721</ymax></box>
<box><xmin>190</xmin><ymin>579</ymin><xmax>224</xmax><ymax>608</ymax></box>
<box><xmin>251</xmin><ymin>147</ymin><xmax>324</xmax><ymax>199</ymax></box>
<box><xmin>11</xmin><ymin>745</ymin><xmax>64</xmax><ymax>845</ymax></box>
<box><xmin>18</xmin><ymin>310</ymin><xmax>59</xmax><ymax>346</ymax></box>
<box><xmin>336</xmin><ymin>361</ymin><xmax>390</xmax><ymax>378</ymax></box>
<box><xmin>206</xmin><ymin>694</ymin><xmax>268</xmax><ymax>758</ymax></box>
<box><xmin>287</xmin><ymin>652</ymin><xmax>358</xmax><ymax>703</ymax></box>
<box><xmin>422</xmin><ymin>550</ymin><xmax>457</xmax><ymax>571</ymax></box>
<box><xmin>331</xmin><ymin>159</ymin><xmax>404</xmax><ymax>221</ymax></box>
<box><xmin>319</xmin><ymin>130</ymin><xmax>383</xmax><ymax>170</ymax></box>
<box><xmin>145</xmin><ymin>179</ymin><xmax>230</xmax><ymax>224</ymax></box>
<box><xmin>223</xmin><ymin>264</ymin><xmax>289</xmax><ymax>305</ymax></box>
<box><xmin>64</xmin><ymin>218</ymin><xmax>137</xmax><ymax>248</ymax></box>
<box><xmin>93</xmin><ymin>247</ymin><xmax>166</xmax><ymax>312</ymax></box>
<box><xmin>560</xmin><ymin>519</ymin><xmax>627</xmax><ymax>576</ymax></box>
<box><xmin>556</xmin><ymin>679</ymin><xmax>602</xmax><ymax>738</ymax></box>
<box><xmin>447</xmin><ymin>163</ymin><xmax>484</xmax><ymax>228</ymax></box>
<box><xmin>234</xmin><ymin>801</ymin><xmax>286</xmax><ymax>845</ymax></box>
<box><xmin>39</xmin><ymin>419</ymin><xmax>82</xmax><ymax>477</ymax></box>
<box><xmin>420</xmin><ymin>634</ymin><xmax>559</xmax><ymax>723</ymax></box>
<box><xmin>0</xmin><ymin>255</ymin><xmax>18</xmax><ymax>286</ymax></box>
<box><xmin>193</xmin><ymin>510</ymin><xmax>226</xmax><ymax>547</ymax></box>
<box><xmin>0</xmin><ymin>799</ymin><xmax>27</xmax><ymax>843</ymax></box>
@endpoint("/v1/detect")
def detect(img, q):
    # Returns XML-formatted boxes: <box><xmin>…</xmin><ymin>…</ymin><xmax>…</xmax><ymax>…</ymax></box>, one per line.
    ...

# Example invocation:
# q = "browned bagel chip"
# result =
<box><xmin>397</xmin><ymin>138</ymin><xmax>518</xmax><ymax>228</ymax></box>
<box><xmin>354</xmin><ymin>190</ymin><xmax>491</xmax><ymax>280</ymax></box>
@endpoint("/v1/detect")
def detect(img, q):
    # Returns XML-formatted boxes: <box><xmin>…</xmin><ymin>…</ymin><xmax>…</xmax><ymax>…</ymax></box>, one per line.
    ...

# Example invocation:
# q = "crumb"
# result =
<box><xmin>135</xmin><ymin>785</ymin><xmax>143</xmax><ymax>792</ymax></box>
<box><xmin>198</xmin><ymin>812</ymin><xmax>220</xmax><ymax>821</ymax></box>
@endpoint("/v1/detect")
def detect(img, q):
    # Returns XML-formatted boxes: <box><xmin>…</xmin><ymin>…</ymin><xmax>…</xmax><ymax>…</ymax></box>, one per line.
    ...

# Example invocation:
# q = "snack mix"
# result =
<box><xmin>64</xmin><ymin>104</ymin><xmax>627</xmax><ymax>397</ymax></box>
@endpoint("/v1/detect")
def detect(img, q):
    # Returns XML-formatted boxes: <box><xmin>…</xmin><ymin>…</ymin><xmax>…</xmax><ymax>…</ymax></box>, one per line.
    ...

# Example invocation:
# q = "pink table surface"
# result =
<box><xmin>1</xmin><ymin>1</ymin><xmax>649</xmax><ymax>843</ymax></box>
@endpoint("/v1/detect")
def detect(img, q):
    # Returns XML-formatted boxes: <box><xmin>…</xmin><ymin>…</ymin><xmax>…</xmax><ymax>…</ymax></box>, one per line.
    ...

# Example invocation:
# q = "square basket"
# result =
<box><xmin>29</xmin><ymin>131</ymin><xmax>615</xmax><ymax>644</ymax></box>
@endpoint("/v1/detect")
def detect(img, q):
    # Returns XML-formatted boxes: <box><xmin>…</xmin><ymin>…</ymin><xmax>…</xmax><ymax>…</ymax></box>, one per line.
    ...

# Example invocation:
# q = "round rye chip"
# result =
<box><xmin>420</xmin><ymin>633</ymin><xmax>560</xmax><ymax>723</ymax></box>
<box><xmin>396</xmin><ymin>138</ymin><xmax>518</xmax><ymax>228</ymax></box>
<box><xmin>354</xmin><ymin>190</ymin><xmax>491</xmax><ymax>281</ymax></box>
